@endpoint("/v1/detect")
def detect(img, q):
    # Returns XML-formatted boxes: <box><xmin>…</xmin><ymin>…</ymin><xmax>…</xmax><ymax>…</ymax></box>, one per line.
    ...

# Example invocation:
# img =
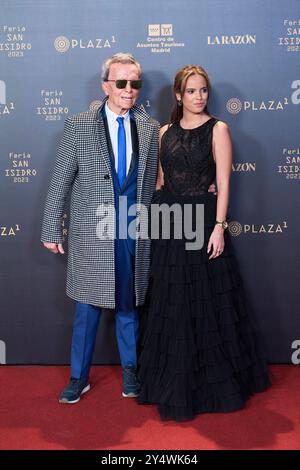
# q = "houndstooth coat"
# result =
<box><xmin>41</xmin><ymin>98</ymin><xmax>159</xmax><ymax>308</ymax></box>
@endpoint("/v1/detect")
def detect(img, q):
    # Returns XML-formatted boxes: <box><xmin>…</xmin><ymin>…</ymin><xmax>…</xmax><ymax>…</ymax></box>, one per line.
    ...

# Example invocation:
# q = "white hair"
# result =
<box><xmin>102</xmin><ymin>52</ymin><xmax>142</xmax><ymax>81</ymax></box>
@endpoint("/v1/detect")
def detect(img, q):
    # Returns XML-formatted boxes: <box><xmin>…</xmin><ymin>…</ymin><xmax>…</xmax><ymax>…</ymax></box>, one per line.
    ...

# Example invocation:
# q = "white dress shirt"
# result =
<box><xmin>105</xmin><ymin>102</ymin><xmax>133</xmax><ymax>175</ymax></box>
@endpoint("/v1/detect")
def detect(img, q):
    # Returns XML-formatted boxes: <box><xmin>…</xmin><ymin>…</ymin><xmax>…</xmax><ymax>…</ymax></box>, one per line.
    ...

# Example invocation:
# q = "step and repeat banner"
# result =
<box><xmin>0</xmin><ymin>0</ymin><xmax>299</xmax><ymax>364</ymax></box>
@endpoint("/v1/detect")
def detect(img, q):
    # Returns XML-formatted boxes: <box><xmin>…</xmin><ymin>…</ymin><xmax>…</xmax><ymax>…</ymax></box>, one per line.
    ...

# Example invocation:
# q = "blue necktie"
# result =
<box><xmin>116</xmin><ymin>116</ymin><xmax>126</xmax><ymax>187</ymax></box>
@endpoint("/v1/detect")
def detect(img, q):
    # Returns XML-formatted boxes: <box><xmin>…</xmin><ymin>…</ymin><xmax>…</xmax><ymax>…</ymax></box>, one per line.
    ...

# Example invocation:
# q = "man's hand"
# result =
<box><xmin>43</xmin><ymin>242</ymin><xmax>65</xmax><ymax>254</ymax></box>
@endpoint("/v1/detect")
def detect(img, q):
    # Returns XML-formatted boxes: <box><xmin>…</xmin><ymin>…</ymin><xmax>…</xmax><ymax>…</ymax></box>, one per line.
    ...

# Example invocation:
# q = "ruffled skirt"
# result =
<box><xmin>137</xmin><ymin>189</ymin><xmax>271</xmax><ymax>421</ymax></box>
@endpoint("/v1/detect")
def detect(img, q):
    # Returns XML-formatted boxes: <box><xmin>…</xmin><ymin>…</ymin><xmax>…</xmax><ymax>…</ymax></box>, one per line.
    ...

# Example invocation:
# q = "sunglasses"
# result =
<box><xmin>104</xmin><ymin>79</ymin><xmax>142</xmax><ymax>90</ymax></box>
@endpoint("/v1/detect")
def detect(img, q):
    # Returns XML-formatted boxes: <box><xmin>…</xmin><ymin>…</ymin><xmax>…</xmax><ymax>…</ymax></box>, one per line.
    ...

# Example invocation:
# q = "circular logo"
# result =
<box><xmin>54</xmin><ymin>36</ymin><xmax>70</xmax><ymax>53</ymax></box>
<box><xmin>229</xmin><ymin>221</ymin><xmax>242</xmax><ymax>237</ymax></box>
<box><xmin>226</xmin><ymin>98</ymin><xmax>242</xmax><ymax>114</ymax></box>
<box><xmin>89</xmin><ymin>100</ymin><xmax>102</xmax><ymax>111</ymax></box>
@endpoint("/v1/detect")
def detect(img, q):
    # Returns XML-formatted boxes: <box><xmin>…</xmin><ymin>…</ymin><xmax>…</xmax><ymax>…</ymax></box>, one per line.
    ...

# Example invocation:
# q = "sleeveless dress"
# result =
<box><xmin>137</xmin><ymin>118</ymin><xmax>271</xmax><ymax>421</ymax></box>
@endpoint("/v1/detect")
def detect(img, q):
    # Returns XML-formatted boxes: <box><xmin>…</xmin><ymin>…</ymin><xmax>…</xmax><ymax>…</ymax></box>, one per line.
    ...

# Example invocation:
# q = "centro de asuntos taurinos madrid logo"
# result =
<box><xmin>136</xmin><ymin>24</ymin><xmax>184</xmax><ymax>54</ymax></box>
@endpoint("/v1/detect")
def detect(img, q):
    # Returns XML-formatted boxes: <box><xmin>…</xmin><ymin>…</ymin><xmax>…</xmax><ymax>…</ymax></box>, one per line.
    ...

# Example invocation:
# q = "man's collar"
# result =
<box><xmin>105</xmin><ymin>102</ymin><xmax>130</xmax><ymax>123</ymax></box>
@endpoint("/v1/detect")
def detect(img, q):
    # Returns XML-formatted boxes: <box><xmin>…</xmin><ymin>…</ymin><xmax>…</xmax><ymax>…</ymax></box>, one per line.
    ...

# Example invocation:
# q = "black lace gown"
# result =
<box><xmin>137</xmin><ymin>118</ymin><xmax>271</xmax><ymax>421</ymax></box>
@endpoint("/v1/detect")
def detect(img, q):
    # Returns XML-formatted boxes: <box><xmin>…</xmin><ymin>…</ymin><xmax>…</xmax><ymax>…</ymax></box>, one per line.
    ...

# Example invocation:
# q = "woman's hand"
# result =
<box><xmin>207</xmin><ymin>225</ymin><xmax>225</xmax><ymax>259</ymax></box>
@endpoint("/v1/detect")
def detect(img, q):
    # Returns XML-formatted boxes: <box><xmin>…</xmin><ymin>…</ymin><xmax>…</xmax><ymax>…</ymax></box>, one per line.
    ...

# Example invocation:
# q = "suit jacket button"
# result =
<box><xmin>104</xmin><ymin>174</ymin><xmax>110</xmax><ymax>180</ymax></box>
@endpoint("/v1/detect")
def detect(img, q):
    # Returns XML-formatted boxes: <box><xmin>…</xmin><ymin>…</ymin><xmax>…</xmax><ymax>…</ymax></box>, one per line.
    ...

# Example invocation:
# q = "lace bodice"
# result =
<box><xmin>160</xmin><ymin>118</ymin><xmax>218</xmax><ymax>196</ymax></box>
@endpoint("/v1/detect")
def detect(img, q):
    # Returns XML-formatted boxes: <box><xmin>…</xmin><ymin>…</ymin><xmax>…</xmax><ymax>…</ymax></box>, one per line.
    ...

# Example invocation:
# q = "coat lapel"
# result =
<box><xmin>133</xmin><ymin>108</ymin><xmax>153</xmax><ymax>204</ymax></box>
<box><xmin>94</xmin><ymin>100</ymin><xmax>113</xmax><ymax>176</ymax></box>
<box><xmin>93</xmin><ymin>100</ymin><xmax>154</xmax><ymax>201</ymax></box>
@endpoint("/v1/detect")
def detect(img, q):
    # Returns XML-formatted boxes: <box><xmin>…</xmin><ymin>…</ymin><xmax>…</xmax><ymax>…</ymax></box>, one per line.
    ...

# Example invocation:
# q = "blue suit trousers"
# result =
<box><xmin>71</xmin><ymin>301</ymin><xmax>139</xmax><ymax>379</ymax></box>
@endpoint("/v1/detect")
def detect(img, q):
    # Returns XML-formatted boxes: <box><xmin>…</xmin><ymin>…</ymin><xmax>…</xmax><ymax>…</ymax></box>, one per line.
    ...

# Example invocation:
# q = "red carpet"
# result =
<box><xmin>0</xmin><ymin>365</ymin><xmax>299</xmax><ymax>450</ymax></box>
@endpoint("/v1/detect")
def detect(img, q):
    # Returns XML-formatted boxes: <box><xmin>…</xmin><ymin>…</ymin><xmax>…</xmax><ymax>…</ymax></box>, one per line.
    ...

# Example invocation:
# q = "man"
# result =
<box><xmin>41</xmin><ymin>53</ymin><xmax>159</xmax><ymax>403</ymax></box>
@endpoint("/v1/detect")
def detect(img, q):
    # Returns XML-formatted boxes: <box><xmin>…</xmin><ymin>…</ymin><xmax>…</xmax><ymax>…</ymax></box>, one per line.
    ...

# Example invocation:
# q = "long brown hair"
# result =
<box><xmin>170</xmin><ymin>65</ymin><xmax>211</xmax><ymax>123</ymax></box>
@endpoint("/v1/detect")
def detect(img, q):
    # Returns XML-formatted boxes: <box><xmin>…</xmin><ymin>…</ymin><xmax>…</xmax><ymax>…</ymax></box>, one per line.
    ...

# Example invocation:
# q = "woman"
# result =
<box><xmin>137</xmin><ymin>65</ymin><xmax>271</xmax><ymax>421</ymax></box>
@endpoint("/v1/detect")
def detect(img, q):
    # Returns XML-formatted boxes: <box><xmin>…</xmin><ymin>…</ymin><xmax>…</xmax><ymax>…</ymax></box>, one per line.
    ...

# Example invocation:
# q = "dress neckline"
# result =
<box><xmin>178</xmin><ymin>117</ymin><xmax>214</xmax><ymax>131</ymax></box>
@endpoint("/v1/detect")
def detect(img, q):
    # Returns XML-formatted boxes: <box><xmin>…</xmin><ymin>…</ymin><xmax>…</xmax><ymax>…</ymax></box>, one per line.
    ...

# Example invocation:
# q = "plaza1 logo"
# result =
<box><xmin>278</xmin><ymin>19</ymin><xmax>300</xmax><ymax>53</ymax></box>
<box><xmin>5</xmin><ymin>152</ymin><xmax>37</xmax><ymax>184</ymax></box>
<box><xmin>229</xmin><ymin>220</ymin><xmax>288</xmax><ymax>237</ymax></box>
<box><xmin>277</xmin><ymin>147</ymin><xmax>300</xmax><ymax>181</ymax></box>
<box><xmin>0</xmin><ymin>224</ymin><xmax>20</xmax><ymax>237</ymax></box>
<box><xmin>54</xmin><ymin>35</ymin><xmax>116</xmax><ymax>53</ymax></box>
<box><xmin>227</xmin><ymin>81</ymin><xmax>299</xmax><ymax>114</ymax></box>
<box><xmin>0</xmin><ymin>340</ymin><xmax>6</xmax><ymax>365</ymax></box>
<box><xmin>0</xmin><ymin>25</ymin><xmax>32</xmax><ymax>58</ymax></box>
<box><xmin>226</xmin><ymin>96</ymin><xmax>289</xmax><ymax>114</ymax></box>
<box><xmin>36</xmin><ymin>90</ymin><xmax>68</xmax><ymax>121</ymax></box>
<box><xmin>0</xmin><ymin>80</ymin><xmax>15</xmax><ymax>116</ymax></box>
<box><xmin>136</xmin><ymin>24</ymin><xmax>184</xmax><ymax>54</ymax></box>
